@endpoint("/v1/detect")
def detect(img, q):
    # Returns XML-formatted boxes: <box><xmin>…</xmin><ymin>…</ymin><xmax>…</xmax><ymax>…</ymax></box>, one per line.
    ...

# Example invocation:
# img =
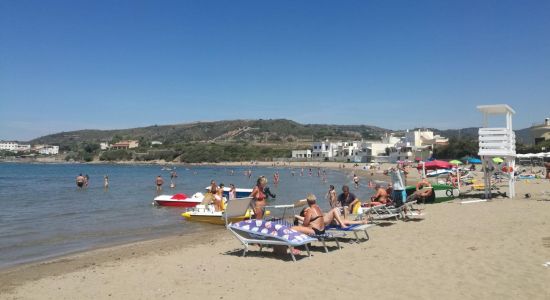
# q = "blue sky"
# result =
<box><xmin>1</xmin><ymin>0</ymin><xmax>549</xmax><ymax>141</ymax></box>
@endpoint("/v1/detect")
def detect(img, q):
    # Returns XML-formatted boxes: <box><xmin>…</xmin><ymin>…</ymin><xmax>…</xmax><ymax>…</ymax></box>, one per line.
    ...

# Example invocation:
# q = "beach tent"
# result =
<box><xmin>417</xmin><ymin>160</ymin><xmax>452</xmax><ymax>170</ymax></box>
<box><xmin>466</xmin><ymin>158</ymin><xmax>482</xmax><ymax>164</ymax></box>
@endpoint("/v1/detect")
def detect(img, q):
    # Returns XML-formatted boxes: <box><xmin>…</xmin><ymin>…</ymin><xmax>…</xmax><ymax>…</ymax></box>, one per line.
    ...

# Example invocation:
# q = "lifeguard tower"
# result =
<box><xmin>477</xmin><ymin>104</ymin><xmax>516</xmax><ymax>199</ymax></box>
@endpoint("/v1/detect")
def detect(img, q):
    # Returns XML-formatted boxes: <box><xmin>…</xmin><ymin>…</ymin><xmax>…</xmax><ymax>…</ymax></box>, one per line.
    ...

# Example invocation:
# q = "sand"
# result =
<box><xmin>1</xmin><ymin>162</ymin><xmax>550</xmax><ymax>300</ymax></box>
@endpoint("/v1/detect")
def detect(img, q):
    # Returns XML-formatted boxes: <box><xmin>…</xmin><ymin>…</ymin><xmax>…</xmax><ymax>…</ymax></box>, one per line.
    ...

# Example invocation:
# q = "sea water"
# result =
<box><xmin>0</xmin><ymin>163</ymin><xmax>374</xmax><ymax>268</ymax></box>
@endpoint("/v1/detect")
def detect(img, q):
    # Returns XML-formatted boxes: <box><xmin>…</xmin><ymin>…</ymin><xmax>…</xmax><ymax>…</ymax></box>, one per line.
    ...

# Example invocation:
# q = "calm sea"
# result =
<box><xmin>0</xmin><ymin>163</ymin><xmax>374</xmax><ymax>268</ymax></box>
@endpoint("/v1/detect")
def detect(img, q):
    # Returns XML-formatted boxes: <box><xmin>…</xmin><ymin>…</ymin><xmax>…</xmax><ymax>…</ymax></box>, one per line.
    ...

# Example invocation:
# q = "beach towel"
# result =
<box><xmin>230</xmin><ymin>219</ymin><xmax>317</xmax><ymax>246</ymax></box>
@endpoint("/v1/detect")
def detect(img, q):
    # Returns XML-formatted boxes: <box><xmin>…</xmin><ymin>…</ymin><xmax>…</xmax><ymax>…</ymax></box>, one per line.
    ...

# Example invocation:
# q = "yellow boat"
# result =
<box><xmin>181</xmin><ymin>205</ymin><xmax>269</xmax><ymax>225</ymax></box>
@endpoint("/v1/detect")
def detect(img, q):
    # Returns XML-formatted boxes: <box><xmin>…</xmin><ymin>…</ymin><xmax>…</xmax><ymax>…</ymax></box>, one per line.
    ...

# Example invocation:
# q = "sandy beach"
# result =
<box><xmin>1</xmin><ymin>174</ymin><xmax>549</xmax><ymax>300</ymax></box>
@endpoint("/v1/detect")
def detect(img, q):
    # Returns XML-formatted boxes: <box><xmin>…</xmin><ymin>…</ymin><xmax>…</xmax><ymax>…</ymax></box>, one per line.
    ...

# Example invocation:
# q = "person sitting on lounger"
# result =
<box><xmin>368</xmin><ymin>184</ymin><xmax>389</xmax><ymax>206</ymax></box>
<box><xmin>338</xmin><ymin>185</ymin><xmax>360</xmax><ymax>218</ymax></box>
<box><xmin>292</xmin><ymin>194</ymin><xmax>325</xmax><ymax>235</ymax></box>
<box><xmin>295</xmin><ymin>199</ymin><xmax>367</xmax><ymax>230</ymax></box>
<box><xmin>407</xmin><ymin>178</ymin><xmax>432</xmax><ymax>203</ymax></box>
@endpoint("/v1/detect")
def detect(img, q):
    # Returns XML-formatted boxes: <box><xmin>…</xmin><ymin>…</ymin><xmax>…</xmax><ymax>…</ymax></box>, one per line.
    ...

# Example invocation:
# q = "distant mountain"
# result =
<box><xmin>30</xmin><ymin>119</ymin><xmax>535</xmax><ymax>148</ymax></box>
<box><xmin>30</xmin><ymin>119</ymin><xmax>391</xmax><ymax>148</ymax></box>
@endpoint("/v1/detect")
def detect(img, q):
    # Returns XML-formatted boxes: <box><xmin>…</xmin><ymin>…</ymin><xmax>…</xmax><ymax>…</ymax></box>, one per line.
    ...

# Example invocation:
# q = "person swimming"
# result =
<box><xmin>76</xmin><ymin>174</ymin><xmax>85</xmax><ymax>189</ymax></box>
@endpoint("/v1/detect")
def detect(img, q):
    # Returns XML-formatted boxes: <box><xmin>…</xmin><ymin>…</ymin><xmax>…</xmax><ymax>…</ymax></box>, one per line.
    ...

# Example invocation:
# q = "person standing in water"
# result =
<box><xmin>84</xmin><ymin>174</ymin><xmax>90</xmax><ymax>188</ymax></box>
<box><xmin>103</xmin><ymin>175</ymin><xmax>109</xmax><ymax>190</ymax></box>
<box><xmin>353</xmin><ymin>174</ymin><xmax>359</xmax><ymax>189</ymax></box>
<box><xmin>273</xmin><ymin>171</ymin><xmax>280</xmax><ymax>185</ymax></box>
<box><xmin>76</xmin><ymin>174</ymin><xmax>85</xmax><ymax>189</ymax></box>
<box><xmin>155</xmin><ymin>175</ymin><xmax>164</xmax><ymax>194</ymax></box>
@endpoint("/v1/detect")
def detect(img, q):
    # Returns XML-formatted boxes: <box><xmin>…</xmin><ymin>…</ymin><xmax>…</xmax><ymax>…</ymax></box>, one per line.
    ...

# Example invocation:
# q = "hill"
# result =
<box><xmin>30</xmin><ymin>119</ymin><xmax>391</xmax><ymax>148</ymax></box>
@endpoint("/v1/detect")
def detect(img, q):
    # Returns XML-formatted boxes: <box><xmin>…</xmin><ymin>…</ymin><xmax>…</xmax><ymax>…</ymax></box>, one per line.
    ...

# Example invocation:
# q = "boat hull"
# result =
<box><xmin>181</xmin><ymin>212</ymin><xmax>247</xmax><ymax>225</ymax></box>
<box><xmin>154</xmin><ymin>200</ymin><xmax>199</xmax><ymax>207</ymax></box>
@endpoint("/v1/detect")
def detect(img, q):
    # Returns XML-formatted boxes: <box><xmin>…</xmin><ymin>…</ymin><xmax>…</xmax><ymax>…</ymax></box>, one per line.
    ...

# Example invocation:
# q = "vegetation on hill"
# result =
<box><xmin>31</xmin><ymin>119</ymin><xmax>388</xmax><ymax>148</ymax></box>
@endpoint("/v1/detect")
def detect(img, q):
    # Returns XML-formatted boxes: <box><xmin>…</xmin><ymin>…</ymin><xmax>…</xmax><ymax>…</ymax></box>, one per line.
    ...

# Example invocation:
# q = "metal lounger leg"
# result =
<box><xmin>353</xmin><ymin>231</ymin><xmax>359</xmax><ymax>242</ymax></box>
<box><xmin>335</xmin><ymin>238</ymin><xmax>341</xmax><ymax>249</ymax></box>
<box><xmin>305</xmin><ymin>244</ymin><xmax>311</xmax><ymax>257</ymax></box>
<box><xmin>364</xmin><ymin>229</ymin><xmax>370</xmax><ymax>241</ymax></box>
<box><xmin>321</xmin><ymin>238</ymin><xmax>329</xmax><ymax>253</ymax></box>
<box><xmin>243</xmin><ymin>244</ymin><xmax>248</xmax><ymax>257</ymax></box>
<box><xmin>289</xmin><ymin>246</ymin><xmax>296</xmax><ymax>262</ymax></box>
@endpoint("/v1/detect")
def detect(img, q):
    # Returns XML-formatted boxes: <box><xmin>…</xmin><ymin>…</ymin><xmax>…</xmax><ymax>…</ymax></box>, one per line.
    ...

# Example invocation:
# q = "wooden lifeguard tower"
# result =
<box><xmin>477</xmin><ymin>104</ymin><xmax>516</xmax><ymax>199</ymax></box>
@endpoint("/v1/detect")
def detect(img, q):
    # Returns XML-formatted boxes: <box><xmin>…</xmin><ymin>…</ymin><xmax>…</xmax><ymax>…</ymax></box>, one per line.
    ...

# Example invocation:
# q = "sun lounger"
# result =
<box><xmin>385</xmin><ymin>200</ymin><xmax>426</xmax><ymax>220</ymax></box>
<box><xmin>325</xmin><ymin>223</ymin><xmax>374</xmax><ymax>242</ymax></box>
<box><xmin>225</xmin><ymin>198</ymin><xmax>317</xmax><ymax>262</ymax></box>
<box><xmin>363</xmin><ymin>204</ymin><xmax>400</xmax><ymax>222</ymax></box>
<box><xmin>288</xmin><ymin>218</ymin><xmax>344</xmax><ymax>253</ymax></box>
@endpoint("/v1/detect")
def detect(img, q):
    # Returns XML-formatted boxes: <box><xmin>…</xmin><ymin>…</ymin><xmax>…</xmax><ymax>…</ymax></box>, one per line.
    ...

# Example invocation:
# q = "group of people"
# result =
<box><xmin>75</xmin><ymin>173</ymin><xmax>110</xmax><ymax>190</ymax></box>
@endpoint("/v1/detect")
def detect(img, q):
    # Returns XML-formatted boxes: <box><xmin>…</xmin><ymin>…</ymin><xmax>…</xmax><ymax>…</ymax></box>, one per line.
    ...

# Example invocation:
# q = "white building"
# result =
<box><xmin>0</xmin><ymin>141</ymin><xmax>18</xmax><ymax>151</ymax></box>
<box><xmin>100</xmin><ymin>142</ymin><xmax>110</xmax><ymax>150</ymax></box>
<box><xmin>35</xmin><ymin>145</ymin><xmax>59</xmax><ymax>155</ymax></box>
<box><xmin>312</xmin><ymin>141</ymin><xmax>338</xmax><ymax>158</ymax></box>
<box><xmin>151</xmin><ymin>141</ymin><xmax>163</xmax><ymax>146</ymax></box>
<box><xmin>405</xmin><ymin>129</ymin><xmax>448</xmax><ymax>147</ymax></box>
<box><xmin>291</xmin><ymin>149</ymin><xmax>312</xmax><ymax>159</ymax></box>
<box><xmin>17</xmin><ymin>144</ymin><xmax>31</xmax><ymax>152</ymax></box>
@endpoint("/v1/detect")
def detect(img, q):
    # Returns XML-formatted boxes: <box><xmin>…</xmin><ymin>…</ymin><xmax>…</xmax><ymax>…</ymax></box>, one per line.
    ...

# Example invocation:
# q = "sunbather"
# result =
<box><xmin>292</xmin><ymin>194</ymin><xmax>325</xmax><ymax>235</ymax></box>
<box><xmin>295</xmin><ymin>202</ymin><xmax>367</xmax><ymax>230</ymax></box>
<box><xmin>367</xmin><ymin>184</ymin><xmax>389</xmax><ymax>206</ymax></box>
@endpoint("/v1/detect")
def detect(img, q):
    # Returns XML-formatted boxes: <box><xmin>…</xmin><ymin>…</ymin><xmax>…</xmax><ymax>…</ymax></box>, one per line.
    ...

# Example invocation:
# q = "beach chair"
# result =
<box><xmin>264</xmin><ymin>198</ymin><xmax>307</xmax><ymax>220</ymax></box>
<box><xmin>362</xmin><ymin>204</ymin><xmax>400</xmax><ymax>222</ymax></box>
<box><xmin>289</xmin><ymin>218</ymin><xmax>344</xmax><ymax>253</ymax></box>
<box><xmin>225</xmin><ymin>198</ymin><xmax>317</xmax><ymax>262</ymax></box>
<box><xmin>386</xmin><ymin>200</ymin><xmax>426</xmax><ymax>220</ymax></box>
<box><xmin>325</xmin><ymin>223</ymin><xmax>374</xmax><ymax>243</ymax></box>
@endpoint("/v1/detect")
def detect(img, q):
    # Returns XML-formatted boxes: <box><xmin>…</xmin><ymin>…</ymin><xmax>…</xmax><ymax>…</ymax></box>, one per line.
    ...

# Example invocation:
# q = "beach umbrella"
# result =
<box><xmin>449</xmin><ymin>160</ymin><xmax>462</xmax><ymax>165</ymax></box>
<box><xmin>492</xmin><ymin>157</ymin><xmax>504</xmax><ymax>164</ymax></box>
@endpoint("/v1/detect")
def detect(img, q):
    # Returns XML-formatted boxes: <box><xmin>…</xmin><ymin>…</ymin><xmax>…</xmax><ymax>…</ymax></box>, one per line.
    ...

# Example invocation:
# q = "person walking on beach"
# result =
<box><xmin>103</xmin><ymin>175</ymin><xmax>109</xmax><ymax>190</ymax></box>
<box><xmin>155</xmin><ymin>175</ymin><xmax>164</xmax><ymax>194</ymax></box>
<box><xmin>76</xmin><ymin>174</ymin><xmax>85</xmax><ymax>189</ymax></box>
<box><xmin>385</xmin><ymin>166</ymin><xmax>406</xmax><ymax>208</ymax></box>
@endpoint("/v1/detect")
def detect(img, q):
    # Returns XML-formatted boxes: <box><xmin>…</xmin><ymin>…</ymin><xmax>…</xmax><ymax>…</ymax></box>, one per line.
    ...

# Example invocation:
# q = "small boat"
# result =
<box><xmin>181</xmin><ymin>205</ymin><xmax>251</xmax><ymax>225</ymax></box>
<box><xmin>153</xmin><ymin>193</ymin><xmax>203</xmax><ymax>207</ymax></box>
<box><xmin>182</xmin><ymin>203</ymin><xmax>270</xmax><ymax>225</ymax></box>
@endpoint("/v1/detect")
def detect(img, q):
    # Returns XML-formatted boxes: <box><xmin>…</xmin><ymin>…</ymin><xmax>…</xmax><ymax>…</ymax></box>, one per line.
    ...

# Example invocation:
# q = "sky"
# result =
<box><xmin>1</xmin><ymin>0</ymin><xmax>549</xmax><ymax>141</ymax></box>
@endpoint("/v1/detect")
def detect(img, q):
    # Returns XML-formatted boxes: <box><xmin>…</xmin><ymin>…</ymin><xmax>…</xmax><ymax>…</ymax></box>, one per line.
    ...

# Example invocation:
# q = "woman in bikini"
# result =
<box><xmin>250</xmin><ymin>176</ymin><xmax>268</xmax><ymax>219</ymax></box>
<box><xmin>292</xmin><ymin>194</ymin><xmax>325</xmax><ymax>235</ymax></box>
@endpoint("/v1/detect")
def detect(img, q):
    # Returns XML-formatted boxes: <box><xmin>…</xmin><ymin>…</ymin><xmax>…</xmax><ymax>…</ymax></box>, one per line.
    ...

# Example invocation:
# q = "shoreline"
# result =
<box><xmin>0</xmin><ymin>228</ymin><xmax>226</xmax><ymax>294</ymax></box>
